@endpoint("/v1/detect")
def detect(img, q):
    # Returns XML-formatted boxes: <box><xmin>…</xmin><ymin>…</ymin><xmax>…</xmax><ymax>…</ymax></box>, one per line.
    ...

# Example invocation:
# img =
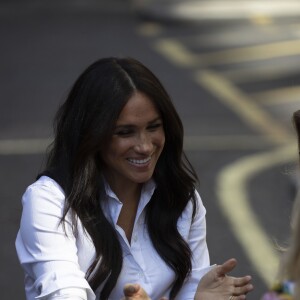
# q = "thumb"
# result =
<box><xmin>123</xmin><ymin>283</ymin><xmax>140</xmax><ymax>296</ymax></box>
<box><xmin>216</xmin><ymin>258</ymin><xmax>237</xmax><ymax>277</ymax></box>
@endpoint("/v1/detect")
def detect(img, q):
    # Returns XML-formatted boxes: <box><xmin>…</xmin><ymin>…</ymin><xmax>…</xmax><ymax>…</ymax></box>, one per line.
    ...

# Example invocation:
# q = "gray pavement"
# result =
<box><xmin>1</xmin><ymin>0</ymin><xmax>298</xmax><ymax>299</ymax></box>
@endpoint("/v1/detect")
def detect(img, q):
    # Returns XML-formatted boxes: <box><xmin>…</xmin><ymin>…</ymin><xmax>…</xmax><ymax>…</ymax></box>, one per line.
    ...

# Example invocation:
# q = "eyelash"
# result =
<box><xmin>114</xmin><ymin>123</ymin><xmax>162</xmax><ymax>136</ymax></box>
<box><xmin>148</xmin><ymin>123</ymin><xmax>162</xmax><ymax>130</ymax></box>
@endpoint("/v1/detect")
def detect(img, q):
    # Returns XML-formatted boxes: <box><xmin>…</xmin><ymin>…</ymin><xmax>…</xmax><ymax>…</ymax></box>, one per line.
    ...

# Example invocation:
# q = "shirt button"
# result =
<box><xmin>133</xmin><ymin>235</ymin><xmax>138</xmax><ymax>242</ymax></box>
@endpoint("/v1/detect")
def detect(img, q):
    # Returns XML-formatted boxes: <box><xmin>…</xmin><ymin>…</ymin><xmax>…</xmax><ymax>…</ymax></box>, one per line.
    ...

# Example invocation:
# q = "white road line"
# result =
<box><xmin>217</xmin><ymin>143</ymin><xmax>297</xmax><ymax>286</ymax></box>
<box><xmin>0</xmin><ymin>138</ymin><xmax>52</xmax><ymax>155</ymax></box>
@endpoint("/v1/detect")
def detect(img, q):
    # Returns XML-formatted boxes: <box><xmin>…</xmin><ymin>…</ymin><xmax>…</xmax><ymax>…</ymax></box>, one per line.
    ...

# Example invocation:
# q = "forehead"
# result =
<box><xmin>116</xmin><ymin>91</ymin><xmax>161</xmax><ymax>124</ymax></box>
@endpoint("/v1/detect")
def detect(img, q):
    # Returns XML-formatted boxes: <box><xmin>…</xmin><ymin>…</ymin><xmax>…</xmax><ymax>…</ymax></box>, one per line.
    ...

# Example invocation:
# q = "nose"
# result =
<box><xmin>134</xmin><ymin>133</ymin><xmax>153</xmax><ymax>154</ymax></box>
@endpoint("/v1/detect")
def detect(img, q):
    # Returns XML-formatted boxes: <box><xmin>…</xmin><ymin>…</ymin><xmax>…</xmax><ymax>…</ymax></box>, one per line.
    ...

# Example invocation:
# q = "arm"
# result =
<box><xmin>176</xmin><ymin>192</ymin><xmax>253</xmax><ymax>299</ymax></box>
<box><xmin>15</xmin><ymin>177</ymin><xmax>95</xmax><ymax>300</ymax></box>
<box><xmin>175</xmin><ymin>191</ymin><xmax>212</xmax><ymax>299</ymax></box>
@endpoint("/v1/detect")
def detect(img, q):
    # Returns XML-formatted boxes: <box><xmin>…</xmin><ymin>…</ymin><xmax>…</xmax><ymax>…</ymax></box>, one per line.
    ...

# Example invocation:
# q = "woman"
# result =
<box><xmin>16</xmin><ymin>57</ymin><xmax>252</xmax><ymax>300</ymax></box>
<box><xmin>261</xmin><ymin>110</ymin><xmax>300</xmax><ymax>300</ymax></box>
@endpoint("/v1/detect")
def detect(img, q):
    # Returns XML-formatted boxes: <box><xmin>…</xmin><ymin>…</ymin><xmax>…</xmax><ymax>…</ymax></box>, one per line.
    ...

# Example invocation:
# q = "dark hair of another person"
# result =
<box><xmin>294</xmin><ymin>110</ymin><xmax>300</xmax><ymax>155</ymax></box>
<box><xmin>282</xmin><ymin>110</ymin><xmax>300</xmax><ymax>294</ymax></box>
<box><xmin>42</xmin><ymin>57</ymin><xmax>198</xmax><ymax>300</ymax></box>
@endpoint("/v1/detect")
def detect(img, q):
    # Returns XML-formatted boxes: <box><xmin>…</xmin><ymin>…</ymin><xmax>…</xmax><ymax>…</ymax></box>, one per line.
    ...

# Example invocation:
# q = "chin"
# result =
<box><xmin>133</xmin><ymin>175</ymin><xmax>152</xmax><ymax>184</ymax></box>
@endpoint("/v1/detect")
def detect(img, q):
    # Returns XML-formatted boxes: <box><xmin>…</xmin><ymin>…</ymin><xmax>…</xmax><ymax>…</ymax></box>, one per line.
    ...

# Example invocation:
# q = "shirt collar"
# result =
<box><xmin>102</xmin><ymin>178</ymin><xmax>156</xmax><ymax>225</ymax></box>
<box><xmin>103</xmin><ymin>178</ymin><xmax>156</xmax><ymax>202</ymax></box>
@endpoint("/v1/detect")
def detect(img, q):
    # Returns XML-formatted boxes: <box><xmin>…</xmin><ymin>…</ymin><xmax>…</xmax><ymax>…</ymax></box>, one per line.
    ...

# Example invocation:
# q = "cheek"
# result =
<box><xmin>157</xmin><ymin>131</ymin><xmax>166</xmax><ymax>148</ymax></box>
<box><xmin>106</xmin><ymin>139</ymin><xmax>133</xmax><ymax>158</ymax></box>
<box><xmin>153</xmin><ymin>133</ymin><xmax>165</xmax><ymax>157</ymax></box>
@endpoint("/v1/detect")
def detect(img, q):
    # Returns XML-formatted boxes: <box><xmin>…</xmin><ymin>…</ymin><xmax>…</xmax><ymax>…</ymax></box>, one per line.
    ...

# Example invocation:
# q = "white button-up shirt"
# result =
<box><xmin>16</xmin><ymin>176</ymin><xmax>211</xmax><ymax>300</ymax></box>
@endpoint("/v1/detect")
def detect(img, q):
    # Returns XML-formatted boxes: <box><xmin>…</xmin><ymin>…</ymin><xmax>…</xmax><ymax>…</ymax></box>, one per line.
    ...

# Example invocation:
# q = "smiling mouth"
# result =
<box><xmin>127</xmin><ymin>157</ymin><xmax>151</xmax><ymax>165</ymax></box>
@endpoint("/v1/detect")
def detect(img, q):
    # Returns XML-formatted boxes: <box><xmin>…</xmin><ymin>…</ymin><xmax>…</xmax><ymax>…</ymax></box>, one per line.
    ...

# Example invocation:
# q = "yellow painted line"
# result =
<box><xmin>0</xmin><ymin>138</ymin><xmax>52</xmax><ymax>155</ymax></box>
<box><xmin>194</xmin><ymin>70</ymin><xmax>293</xmax><ymax>145</ymax></box>
<box><xmin>252</xmin><ymin>86</ymin><xmax>300</xmax><ymax>105</ymax></box>
<box><xmin>192</xmin><ymin>40</ymin><xmax>300</xmax><ymax>66</ymax></box>
<box><xmin>220</xmin><ymin>65</ymin><xmax>300</xmax><ymax>84</ymax></box>
<box><xmin>137</xmin><ymin>22</ymin><xmax>163</xmax><ymax>37</ymax></box>
<box><xmin>155</xmin><ymin>38</ymin><xmax>300</xmax><ymax>67</ymax></box>
<box><xmin>217</xmin><ymin>143</ymin><xmax>297</xmax><ymax>285</ymax></box>
<box><xmin>154</xmin><ymin>39</ymin><xmax>199</xmax><ymax>67</ymax></box>
<box><xmin>250</xmin><ymin>14</ymin><xmax>273</xmax><ymax>25</ymax></box>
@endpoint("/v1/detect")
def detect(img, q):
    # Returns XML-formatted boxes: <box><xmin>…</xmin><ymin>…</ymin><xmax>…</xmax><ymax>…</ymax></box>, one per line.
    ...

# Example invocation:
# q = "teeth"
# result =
<box><xmin>127</xmin><ymin>157</ymin><xmax>151</xmax><ymax>165</ymax></box>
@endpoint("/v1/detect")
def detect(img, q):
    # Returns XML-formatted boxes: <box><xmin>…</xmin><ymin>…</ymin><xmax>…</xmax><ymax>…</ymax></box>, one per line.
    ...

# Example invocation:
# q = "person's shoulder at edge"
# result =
<box><xmin>22</xmin><ymin>175</ymin><xmax>65</xmax><ymax>203</ymax></box>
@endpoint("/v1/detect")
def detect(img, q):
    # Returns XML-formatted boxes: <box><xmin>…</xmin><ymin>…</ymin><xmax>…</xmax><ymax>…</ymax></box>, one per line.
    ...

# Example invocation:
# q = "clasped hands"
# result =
<box><xmin>122</xmin><ymin>259</ymin><xmax>253</xmax><ymax>300</ymax></box>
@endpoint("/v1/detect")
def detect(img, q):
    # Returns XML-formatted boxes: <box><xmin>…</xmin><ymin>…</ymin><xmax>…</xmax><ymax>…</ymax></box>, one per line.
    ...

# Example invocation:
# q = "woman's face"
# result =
<box><xmin>102</xmin><ymin>91</ymin><xmax>165</xmax><ymax>190</ymax></box>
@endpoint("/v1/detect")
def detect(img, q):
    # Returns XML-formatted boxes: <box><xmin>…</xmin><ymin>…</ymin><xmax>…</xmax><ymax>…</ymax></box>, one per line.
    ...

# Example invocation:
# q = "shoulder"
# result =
<box><xmin>185</xmin><ymin>189</ymin><xmax>205</xmax><ymax>213</ymax></box>
<box><xmin>180</xmin><ymin>189</ymin><xmax>206</xmax><ymax>221</ymax></box>
<box><xmin>25</xmin><ymin>175</ymin><xmax>64</xmax><ymax>195</ymax></box>
<box><xmin>22</xmin><ymin>175</ymin><xmax>65</xmax><ymax>208</ymax></box>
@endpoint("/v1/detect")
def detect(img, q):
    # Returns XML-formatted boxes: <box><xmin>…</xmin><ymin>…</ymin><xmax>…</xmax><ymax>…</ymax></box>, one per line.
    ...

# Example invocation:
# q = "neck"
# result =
<box><xmin>105</xmin><ymin>178</ymin><xmax>142</xmax><ymax>205</ymax></box>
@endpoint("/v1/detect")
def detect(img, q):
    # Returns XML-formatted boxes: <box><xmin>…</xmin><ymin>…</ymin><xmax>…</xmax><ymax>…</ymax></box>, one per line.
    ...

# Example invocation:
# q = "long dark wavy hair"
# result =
<box><xmin>42</xmin><ymin>57</ymin><xmax>198</xmax><ymax>299</ymax></box>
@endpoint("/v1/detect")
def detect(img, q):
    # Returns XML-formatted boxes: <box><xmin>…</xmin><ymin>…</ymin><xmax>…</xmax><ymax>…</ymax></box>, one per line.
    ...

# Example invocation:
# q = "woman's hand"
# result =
<box><xmin>122</xmin><ymin>259</ymin><xmax>253</xmax><ymax>300</ymax></box>
<box><xmin>195</xmin><ymin>258</ymin><xmax>253</xmax><ymax>300</ymax></box>
<box><xmin>121</xmin><ymin>284</ymin><xmax>151</xmax><ymax>300</ymax></box>
<box><xmin>121</xmin><ymin>283</ymin><xmax>168</xmax><ymax>300</ymax></box>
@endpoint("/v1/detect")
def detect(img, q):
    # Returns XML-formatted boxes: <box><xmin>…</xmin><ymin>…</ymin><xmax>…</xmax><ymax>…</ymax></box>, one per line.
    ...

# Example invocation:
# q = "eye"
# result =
<box><xmin>114</xmin><ymin>129</ymin><xmax>134</xmax><ymax>136</ymax></box>
<box><xmin>147</xmin><ymin>123</ymin><xmax>162</xmax><ymax>131</ymax></box>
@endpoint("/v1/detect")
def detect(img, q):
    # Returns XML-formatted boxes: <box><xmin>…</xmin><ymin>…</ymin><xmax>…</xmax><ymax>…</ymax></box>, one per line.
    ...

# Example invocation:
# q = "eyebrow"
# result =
<box><xmin>114</xmin><ymin>117</ymin><xmax>162</xmax><ymax>129</ymax></box>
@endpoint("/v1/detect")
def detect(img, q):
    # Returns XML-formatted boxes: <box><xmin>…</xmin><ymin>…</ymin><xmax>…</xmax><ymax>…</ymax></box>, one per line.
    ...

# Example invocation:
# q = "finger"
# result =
<box><xmin>232</xmin><ymin>275</ymin><xmax>252</xmax><ymax>287</ymax></box>
<box><xmin>234</xmin><ymin>296</ymin><xmax>246</xmax><ymax>300</ymax></box>
<box><xmin>216</xmin><ymin>258</ymin><xmax>237</xmax><ymax>277</ymax></box>
<box><xmin>233</xmin><ymin>283</ymin><xmax>254</xmax><ymax>295</ymax></box>
<box><xmin>123</xmin><ymin>283</ymin><xmax>140</xmax><ymax>296</ymax></box>
<box><xmin>228</xmin><ymin>296</ymin><xmax>247</xmax><ymax>300</ymax></box>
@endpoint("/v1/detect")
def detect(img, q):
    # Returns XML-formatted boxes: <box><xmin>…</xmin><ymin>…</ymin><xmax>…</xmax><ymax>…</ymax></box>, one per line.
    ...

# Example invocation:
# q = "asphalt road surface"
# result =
<box><xmin>1</xmin><ymin>0</ymin><xmax>300</xmax><ymax>299</ymax></box>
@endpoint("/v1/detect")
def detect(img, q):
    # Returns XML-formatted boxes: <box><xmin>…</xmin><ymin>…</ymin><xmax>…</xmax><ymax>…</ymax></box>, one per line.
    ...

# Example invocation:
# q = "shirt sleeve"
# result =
<box><xmin>15</xmin><ymin>177</ymin><xmax>96</xmax><ymax>300</ymax></box>
<box><xmin>175</xmin><ymin>190</ymin><xmax>213</xmax><ymax>299</ymax></box>
<box><xmin>45</xmin><ymin>287</ymin><xmax>88</xmax><ymax>300</ymax></box>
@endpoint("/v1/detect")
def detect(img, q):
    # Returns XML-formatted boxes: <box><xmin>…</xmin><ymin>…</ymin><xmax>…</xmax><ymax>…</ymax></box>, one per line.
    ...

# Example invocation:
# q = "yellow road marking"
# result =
<box><xmin>250</xmin><ymin>14</ymin><xmax>273</xmax><ymax>25</ymax></box>
<box><xmin>252</xmin><ymin>86</ymin><xmax>300</xmax><ymax>105</ymax></box>
<box><xmin>217</xmin><ymin>143</ymin><xmax>297</xmax><ymax>285</ymax></box>
<box><xmin>220</xmin><ymin>65</ymin><xmax>300</xmax><ymax>84</ymax></box>
<box><xmin>152</xmin><ymin>29</ymin><xmax>298</xmax><ymax>288</ymax></box>
<box><xmin>194</xmin><ymin>70</ymin><xmax>293</xmax><ymax>144</ymax></box>
<box><xmin>0</xmin><ymin>138</ymin><xmax>51</xmax><ymax>155</ymax></box>
<box><xmin>137</xmin><ymin>22</ymin><xmax>163</xmax><ymax>37</ymax></box>
<box><xmin>155</xmin><ymin>38</ymin><xmax>300</xmax><ymax>67</ymax></box>
<box><xmin>199</xmin><ymin>40</ymin><xmax>300</xmax><ymax>65</ymax></box>
<box><xmin>154</xmin><ymin>39</ymin><xmax>199</xmax><ymax>67</ymax></box>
